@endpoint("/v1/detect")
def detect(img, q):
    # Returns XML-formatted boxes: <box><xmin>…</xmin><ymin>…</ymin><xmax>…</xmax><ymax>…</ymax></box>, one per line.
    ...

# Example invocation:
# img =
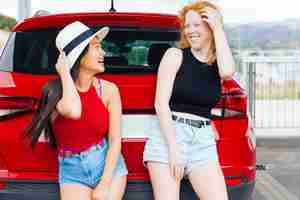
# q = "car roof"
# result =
<box><xmin>13</xmin><ymin>12</ymin><xmax>181</xmax><ymax>32</ymax></box>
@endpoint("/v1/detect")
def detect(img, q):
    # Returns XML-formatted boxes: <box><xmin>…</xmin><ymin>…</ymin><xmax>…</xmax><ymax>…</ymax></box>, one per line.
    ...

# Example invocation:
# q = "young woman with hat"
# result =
<box><xmin>26</xmin><ymin>21</ymin><xmax>127</xmax><ymax>200</ymax></box>
<box><xmin>143</xmin><ymin>1</ymin><xmax>235</xmax><ymax>200</ymax></box>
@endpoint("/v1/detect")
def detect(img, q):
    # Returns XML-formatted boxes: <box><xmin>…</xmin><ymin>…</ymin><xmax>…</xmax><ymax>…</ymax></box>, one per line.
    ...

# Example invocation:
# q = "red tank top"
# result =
<box><xmin>52</xmin><ymin>80</ymin><xmax>109</xmax><ymax>152</ymax></box>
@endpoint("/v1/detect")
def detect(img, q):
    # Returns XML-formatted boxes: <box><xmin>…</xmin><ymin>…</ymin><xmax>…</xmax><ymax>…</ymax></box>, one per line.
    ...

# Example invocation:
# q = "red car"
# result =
<box><xmin>0</xmin><ymin>12</ymin><xmax>256</xmax><ymax>200</ymax></box>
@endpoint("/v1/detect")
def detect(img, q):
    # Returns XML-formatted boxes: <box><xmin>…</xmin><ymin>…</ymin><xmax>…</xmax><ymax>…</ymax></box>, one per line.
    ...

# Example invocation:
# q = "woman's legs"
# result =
<box><xmin>109</xmin><ymin>175</ymin><xmax>127</xmax><ymax>200</ymax></box>
<box><xmin>188</xmin><ymin>160</ymin><xmax>228</xmax><ymax>200</ymax></box>
<box><xmin>147</xmin><ymin>162</ymin><xmax>181</xmax><ymax>200</ymax></box>
<box><xmin>60</xmin><ymin>184</ymin><xmax>92</xmax><ymax>200</ymax></box>
<box><xmin>60</xmin><ymin>176</ymin><xmax>126</xmax><ymax>200</ymax></box>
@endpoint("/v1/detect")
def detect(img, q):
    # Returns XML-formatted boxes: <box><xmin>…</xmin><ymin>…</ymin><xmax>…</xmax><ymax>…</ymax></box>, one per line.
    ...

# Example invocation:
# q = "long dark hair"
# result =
<box><xmin>25</xmin><ymin>46</ymin><xmax>89</xmax><ymax>148</ymax></box>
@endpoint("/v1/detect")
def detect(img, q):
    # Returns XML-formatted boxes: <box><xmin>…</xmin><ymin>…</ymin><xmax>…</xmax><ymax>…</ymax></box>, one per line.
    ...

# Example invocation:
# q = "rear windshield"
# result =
<box><xmin>0</xmin><ymin>27</ymin><xmax>179</xmax><ymax>74</ymax></box>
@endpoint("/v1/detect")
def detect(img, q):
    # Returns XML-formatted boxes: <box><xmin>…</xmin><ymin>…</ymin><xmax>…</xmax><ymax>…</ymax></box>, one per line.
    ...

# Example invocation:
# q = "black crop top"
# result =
<box><xmin>169</xmin><ymin>48</ymin><xmax>221</xmax><ymax>119</ymax></box>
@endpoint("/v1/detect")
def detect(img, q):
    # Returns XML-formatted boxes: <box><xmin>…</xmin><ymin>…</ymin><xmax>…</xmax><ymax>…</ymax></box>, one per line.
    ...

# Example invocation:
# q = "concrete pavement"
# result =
<box><xmin>253</xmin><ymin>128</ymin><xmax>300</xmax><ymax>200</ymax></box>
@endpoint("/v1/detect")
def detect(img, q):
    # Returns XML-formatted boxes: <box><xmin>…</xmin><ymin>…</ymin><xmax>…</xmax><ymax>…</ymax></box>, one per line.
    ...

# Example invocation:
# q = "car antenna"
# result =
<box><xmin>109</xmin><ymin>0</ymin><xmax>116</xmax><ymax>12</ymax></box>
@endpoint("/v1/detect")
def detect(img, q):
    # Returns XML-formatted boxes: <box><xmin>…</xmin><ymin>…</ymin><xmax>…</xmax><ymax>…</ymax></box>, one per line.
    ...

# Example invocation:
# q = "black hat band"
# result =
<box><xmin>63</xmin><ymin>29</ymin><xmax>95</xmax><ymax>55</ymax></box>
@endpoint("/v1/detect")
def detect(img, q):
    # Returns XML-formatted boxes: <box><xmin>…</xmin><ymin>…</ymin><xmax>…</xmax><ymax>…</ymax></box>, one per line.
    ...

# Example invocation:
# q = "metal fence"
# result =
<box><xmin>238</xmin><ymin>56</ymin><xmax>300</xmax><ymax>128</ymax></box>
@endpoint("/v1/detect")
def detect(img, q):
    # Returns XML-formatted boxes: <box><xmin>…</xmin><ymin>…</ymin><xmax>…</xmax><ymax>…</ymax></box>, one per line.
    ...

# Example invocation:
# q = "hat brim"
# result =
<box><xmin>95</xmin><ymin>26</ymin><xmax>110</xmax><ymax>42</ymax></box>
<box><xmin>67</xmin><ymin>26</ymin><xmax>110</xmax><ymax>69</ymax></box>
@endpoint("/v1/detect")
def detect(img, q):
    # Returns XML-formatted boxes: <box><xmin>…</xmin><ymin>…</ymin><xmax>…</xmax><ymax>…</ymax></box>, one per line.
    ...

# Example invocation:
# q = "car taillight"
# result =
<box><xmin>0</xmin><ymin>96</ymin><xmax>37</xmax><ymax>120</ymax></box>
<box><xmin>213</xmin><ymin>93</ymin><xmax>247</xmax><ymax>119</ymax></box>
<box><xmin>223</xmin><ymin>93</ymin><xmax>247</xmax><ymax>113</ymax></box>
<box><xmin>219</xmin><ymin>79</ymin><xmax>248</xmax><ymax>118</ymax></box>
<box><xmin>0</xmin><ymin>72</ymin><xmax>15</xmax><ymax>88</ymax></box>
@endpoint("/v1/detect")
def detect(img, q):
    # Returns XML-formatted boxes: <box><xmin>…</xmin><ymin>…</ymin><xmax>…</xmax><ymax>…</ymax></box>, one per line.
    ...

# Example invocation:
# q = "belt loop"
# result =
<box><xmin>171</xmin><ymin>114</ymin><xmax>177</xmax><ymax>122</ymax></box>
<box><xmin>185</xmin><ymin>118</ymin><xmax>190</xmax><ymax>126</ymax></box>
<box><xmin>200</xmin><ymin>120</ymin><xmax>205</xmax><ymax>127</ymax></box>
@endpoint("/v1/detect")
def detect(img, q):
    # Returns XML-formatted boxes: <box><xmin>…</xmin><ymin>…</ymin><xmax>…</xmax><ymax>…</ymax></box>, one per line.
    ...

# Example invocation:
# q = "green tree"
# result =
<box><xmin>0</xmin><ymin>14</ymin><xmax>17</xmax><ymax>31</ymax></box>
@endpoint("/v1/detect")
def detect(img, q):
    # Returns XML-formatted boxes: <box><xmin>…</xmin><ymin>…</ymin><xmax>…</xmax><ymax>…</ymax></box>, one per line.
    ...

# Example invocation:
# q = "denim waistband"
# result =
<box><xmin>58</xmin><ymin>139</ymin><xmax>105</xmax><ymax>158</ymax></box>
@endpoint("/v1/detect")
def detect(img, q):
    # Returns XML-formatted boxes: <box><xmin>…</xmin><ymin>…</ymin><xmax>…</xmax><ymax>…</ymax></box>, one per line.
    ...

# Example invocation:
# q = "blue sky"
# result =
<box><xmin>0</xmin><ymin>0</ymin><xmax>299</xmax><ymax>24</ymax></box>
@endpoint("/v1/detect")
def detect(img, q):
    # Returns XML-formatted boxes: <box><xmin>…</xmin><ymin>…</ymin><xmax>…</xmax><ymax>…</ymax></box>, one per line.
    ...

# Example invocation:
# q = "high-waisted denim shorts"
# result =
<box><xmin>143</xmin><ymin>113</ymin><xmax>218</xmax><ymax>176</ymax></box>
<box><xmin>58</xmin><ymin>139</ymin><xmax>128</xmax><ymax>188</ymax></box>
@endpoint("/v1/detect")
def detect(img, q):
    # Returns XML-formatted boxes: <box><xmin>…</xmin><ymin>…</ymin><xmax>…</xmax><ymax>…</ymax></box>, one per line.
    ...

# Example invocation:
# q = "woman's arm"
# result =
<box><xmin>155</xmin><ymin>47</ymin><xmax>182</xmax><ymax>147</ymax></box>
<box><xmin>154</xmin><ymin>47</ymin><xmax>184</xmax><ymax>180</ymax></box>
<box><xmin>202</xmin><ymin>8</ymin><xmax>236</xmax><ymax>79</ymax></box>
<box><xmin>55</xmin><ymin>50</ymin><xmax>82</xmax><ymax>119</ymax></box>
<box><xmin>98</xmin><ymin>82</ymin><xmax>122</xmax><ymax>187</ymax></box>
<box><xmin>213</xmin><ymin>26</ymin><xmax>236</xmax><ymax>80</ymax></box>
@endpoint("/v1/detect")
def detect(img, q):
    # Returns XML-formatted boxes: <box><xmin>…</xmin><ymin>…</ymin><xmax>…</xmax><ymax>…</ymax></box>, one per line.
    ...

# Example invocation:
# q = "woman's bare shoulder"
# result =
<box><xmin>164</xmin><ymin>47</ymin><xmax>183</xmax><ymax>58</ymax></box>
<box><xmin>160</xmin><ymin>47</ymin><xmax>183</xmax><ymax>72</ymax></box>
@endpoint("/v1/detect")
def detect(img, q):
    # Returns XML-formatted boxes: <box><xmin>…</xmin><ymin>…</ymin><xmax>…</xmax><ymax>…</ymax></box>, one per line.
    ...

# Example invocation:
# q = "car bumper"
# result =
<box><xmin>0</xmin><ymin>180</ymin><xmax>255</xmax><ymax>200</ymax></box>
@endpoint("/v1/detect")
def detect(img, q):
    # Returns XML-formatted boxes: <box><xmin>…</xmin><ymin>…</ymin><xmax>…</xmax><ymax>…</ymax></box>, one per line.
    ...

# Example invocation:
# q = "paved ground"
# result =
<box><xmin>251</xmin><ymin>143</ymin><xmax>300</xmax><ymax>200</ymax></box>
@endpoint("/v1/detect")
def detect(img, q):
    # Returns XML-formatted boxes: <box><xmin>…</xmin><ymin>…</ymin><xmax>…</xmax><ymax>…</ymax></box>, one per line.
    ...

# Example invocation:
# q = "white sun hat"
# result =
<box><xmin>55</xmin><ymin>21</ymin><xmax>109</xmax><ymax>69</ymax></box>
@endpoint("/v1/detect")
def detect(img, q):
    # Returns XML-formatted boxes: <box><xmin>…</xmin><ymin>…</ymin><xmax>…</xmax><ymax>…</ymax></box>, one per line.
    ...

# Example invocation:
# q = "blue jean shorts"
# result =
<box><xmin>58</xmin><ymin>139</ymin><xmax>128</xmax><ymax>188</ymax></box>
<box><xmin>143</xmin><ymin>114</ymin><xmax>218</xmax><ymax>176</ymax></box>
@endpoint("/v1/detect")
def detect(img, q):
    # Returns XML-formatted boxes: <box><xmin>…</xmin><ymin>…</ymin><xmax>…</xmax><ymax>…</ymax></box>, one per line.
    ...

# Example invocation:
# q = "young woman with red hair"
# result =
<box><xmin>143</xmin><ymin>1</ymin><xmax>235</xmax><ymax>200</ymax></box>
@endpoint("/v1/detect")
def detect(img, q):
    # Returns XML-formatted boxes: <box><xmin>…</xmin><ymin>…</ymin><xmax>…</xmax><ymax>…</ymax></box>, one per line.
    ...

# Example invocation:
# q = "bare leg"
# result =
<box><xmin>188</xmin><ymin>160</ymin><xmax>228</xmax><ymax>200</ymax></box>
<box><xmin>147</xmin><ymin>162</ymin><xmax>180</xmax><ymax>200</ymax></box>
<box><xmin>60</xmin><ymin>184</ymin><xmax>92</xmax><ymax>200</ymax></box>
<box><xmin>108</xmin><ymin>175</ymin><xmax>127</xmax><ymax>200</ymax></box>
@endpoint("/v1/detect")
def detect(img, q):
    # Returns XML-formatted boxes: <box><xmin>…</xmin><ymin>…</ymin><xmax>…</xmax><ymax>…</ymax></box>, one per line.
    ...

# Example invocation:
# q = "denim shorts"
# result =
<box><xmin>58</xmin><ymin>139</ymin><xmax>128</xmax><ymax>188</ymax></box>
<box><xmin>143</xmin><ymin>114</ymin><xmax>218</xmax><ymax>176</ymax></box>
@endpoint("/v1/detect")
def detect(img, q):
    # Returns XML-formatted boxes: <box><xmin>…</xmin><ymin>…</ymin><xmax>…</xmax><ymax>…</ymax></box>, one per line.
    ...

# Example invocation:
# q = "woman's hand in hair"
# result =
<box><xmin>55</xmin><ymin>49</ymin><xmax>82</xmax><ymax>119</ymax></box>
<box><xmin>55</xmin><ymin>49</ymin><xmax>71</xmax><ymax>76</ymax></box>
<box><xmin>201</xmin><ymin>7</ymin><xmax>236</xmax><ymax>79</ymax></box>
<box><xmin>200</xmin><ymin>7</ymin><xmax>223</xmax><ymax>32</ymax></box>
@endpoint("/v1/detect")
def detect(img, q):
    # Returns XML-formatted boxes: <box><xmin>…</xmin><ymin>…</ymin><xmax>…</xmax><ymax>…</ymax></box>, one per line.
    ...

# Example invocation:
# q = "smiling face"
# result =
<box><xmin>184</xmin><ymin>10</ymin><xmax>213</xmax><ymax>51</ymax></box>
<box><xmin>80</xmin><ymin>36</ymin><xmax>106</xmax><ymax>73</ymax></box>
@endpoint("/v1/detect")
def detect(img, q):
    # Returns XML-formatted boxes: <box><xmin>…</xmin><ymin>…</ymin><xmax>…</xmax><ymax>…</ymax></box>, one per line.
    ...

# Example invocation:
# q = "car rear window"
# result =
<box><xmin>0</xmin><ymin>27</ymin><xmax>179</xmax><ymax>75</ymax></box>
